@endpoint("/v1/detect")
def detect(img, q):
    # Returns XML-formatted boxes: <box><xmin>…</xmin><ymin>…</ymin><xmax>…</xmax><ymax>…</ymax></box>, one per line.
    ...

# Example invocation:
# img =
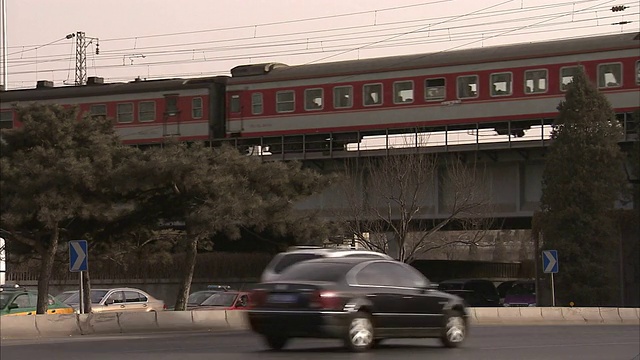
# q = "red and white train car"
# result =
<box><xmin>1</xmin><ymin>32</ymin><xmax>638</xmax><ymax>152</ymax></box>
<box><xmin>0</xmin><ymin>76</ymin><xmax>227</xmax><ymax>145</ymax></box>
<box><xmin>226</xmin><ymin>31</ymin><xmax>640</xmax><ymax>152</ymax></box>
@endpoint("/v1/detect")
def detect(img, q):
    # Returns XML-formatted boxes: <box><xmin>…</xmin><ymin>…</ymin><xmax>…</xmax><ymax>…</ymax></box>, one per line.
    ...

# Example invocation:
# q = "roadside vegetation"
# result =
<box><xmin>0</xmin><ymin>103</ymin><xmax>334</xmax><ymax>313</ymax></box>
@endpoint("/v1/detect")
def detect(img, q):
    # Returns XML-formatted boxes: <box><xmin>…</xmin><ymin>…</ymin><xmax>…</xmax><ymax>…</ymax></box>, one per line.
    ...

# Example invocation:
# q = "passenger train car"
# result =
<box><xmin>1</xmin><ymin>32</ymin><xmax>638</xmax><ymax>153</ymax></box>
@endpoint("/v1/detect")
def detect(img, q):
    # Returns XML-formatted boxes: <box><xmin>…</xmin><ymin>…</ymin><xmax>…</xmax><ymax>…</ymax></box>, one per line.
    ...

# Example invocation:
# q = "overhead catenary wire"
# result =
<box><xmin>4</xmin><ymin>0</ymin><xmax>638</xmax><ymax>87</ymax></box>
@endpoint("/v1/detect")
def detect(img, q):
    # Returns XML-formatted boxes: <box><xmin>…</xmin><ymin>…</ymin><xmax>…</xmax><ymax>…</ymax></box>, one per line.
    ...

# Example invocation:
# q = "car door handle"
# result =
<box><xmin>142</xmin><ymin>304</ymin><xmax>147</xmax><ymax>308</ymax></box>
<box><xmin>120</xmin><ymin>305</ymin><xmax>125</xmax><ymax>308</ymax></box>
<box><xmin>403</xmin><ymin>296</ymin><xmax>413</xmax><ymax>299</ymax></box>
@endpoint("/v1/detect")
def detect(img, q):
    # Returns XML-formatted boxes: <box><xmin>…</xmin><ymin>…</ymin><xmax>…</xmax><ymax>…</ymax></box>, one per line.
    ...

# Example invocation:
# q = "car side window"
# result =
<box><xmin>48</xmin><ymin>295</ymin><xmax>56</xmax><ymax>306</ymax></box>
<box><xmin>125</xmin><ymin>291</ymin><xmax>143</xmax><ymax>303</ymax></box>
<box><xmin>106</xmin><ymin>291</ymin><xmax>125</xmax><ymax>304</ymax></box>
<box><xmin>355</xmin><ymin>262</ymin><xmax>422</xmax><ymax>288</ymax></box>
<box><xmin>12</xmin><ymin>294</ymin><xmax>32</xmax><ymax>308</ymax></box>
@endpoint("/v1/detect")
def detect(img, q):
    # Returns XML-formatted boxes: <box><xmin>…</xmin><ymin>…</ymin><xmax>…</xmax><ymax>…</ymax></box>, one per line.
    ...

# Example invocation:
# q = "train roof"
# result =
<box><xmin>228</xmin><ymin>32</ymin><xmax>640</xmax><ymax>84</ymax></box>
<box><xmin>0</xmin><ymin>75</ymin><xmax>229</xmax><ymax>102</ymax></box>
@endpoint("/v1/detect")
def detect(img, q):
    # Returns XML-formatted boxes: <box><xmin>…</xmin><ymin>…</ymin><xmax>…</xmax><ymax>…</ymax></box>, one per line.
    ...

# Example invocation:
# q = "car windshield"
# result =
<box><xmin>0</xmin><ymin>293</ymin><xmax>12</xmax><ymax>309</ymax></box>
<box><xmin>187</xmin><ymin>291</ymin><xmax>216</xmax><ymax>305</ymax></box>
<box><xmin>65</xmin><ymin>290</ymin><xmax>109</xmax><ymax>304</ymax></box>
<box><xmin>276</xmin><ymin>262</ymin><xmax>352</xmax><ymax>282</ymax></box>
<box><xmin>56</xmin><ymin>292</ymin><xmax>76</xmax><ymax>302</ymax></box>
<box><xmin>201</xmin><ymin>293</ymin><xmax>237</xmax><ymax>307</ymax></box>
<box><xmin>507</xmin><ymin>283</ymin><xmax>535</xmax><ymax>296</ymax></box>
<box><xmin>272</xmin><ymin>253</ymin><xmax>325</xmax><ymax>273</ymax></box>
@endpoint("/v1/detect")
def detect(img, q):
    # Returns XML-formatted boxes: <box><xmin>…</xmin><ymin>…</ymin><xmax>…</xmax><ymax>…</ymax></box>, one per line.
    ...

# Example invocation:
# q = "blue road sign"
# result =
<box><xmin>69</xmin><ymin>240</ymin><xmax>88</xmax><ymax>272</ymax></box>
<box><xmin>542</xmin><ymin>250</ymin><xmax>558</xmax><ymax>274</ymax></box>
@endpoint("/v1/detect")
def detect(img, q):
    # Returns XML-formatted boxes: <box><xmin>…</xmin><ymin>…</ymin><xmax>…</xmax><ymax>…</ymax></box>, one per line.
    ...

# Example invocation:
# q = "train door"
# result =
<box><xmin>163</xmin><ymin>93</ymin><xmax>181</xmax><ymax>137</ymax></box>
<box><xmin>227</xmin><ymin>91</ymin><xmax>244</xmax><ymax>137</ymax></box>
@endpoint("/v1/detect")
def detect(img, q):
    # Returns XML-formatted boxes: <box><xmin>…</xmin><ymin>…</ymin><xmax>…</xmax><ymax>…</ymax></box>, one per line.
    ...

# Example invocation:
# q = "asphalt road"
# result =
<box><xmin>2</xmin><ymin>325</ymin><xmax>639</xmax><ymax>360</ymax></box>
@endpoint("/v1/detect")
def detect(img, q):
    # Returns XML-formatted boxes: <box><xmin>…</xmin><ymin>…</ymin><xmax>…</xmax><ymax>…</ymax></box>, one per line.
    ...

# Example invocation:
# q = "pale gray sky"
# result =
<box><xmin>3</xmin><ymin>0</ymin><xmax>638</xmax><ymax>89</ymax></box>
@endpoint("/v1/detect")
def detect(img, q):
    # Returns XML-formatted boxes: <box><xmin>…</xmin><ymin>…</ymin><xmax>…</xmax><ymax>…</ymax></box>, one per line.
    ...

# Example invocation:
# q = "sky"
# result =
<box><xmin>1</xmin><ymin>0</ymin><xmax>638</xmax><ymax>90</ymax></box>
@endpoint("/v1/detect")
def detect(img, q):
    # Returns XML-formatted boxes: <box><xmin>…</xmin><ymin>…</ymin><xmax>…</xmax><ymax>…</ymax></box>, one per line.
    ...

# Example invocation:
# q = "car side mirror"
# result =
<box><xmin>8</xmin><ymin>303</ymin><xmax>19</xmax><ymax>310</ymax></box>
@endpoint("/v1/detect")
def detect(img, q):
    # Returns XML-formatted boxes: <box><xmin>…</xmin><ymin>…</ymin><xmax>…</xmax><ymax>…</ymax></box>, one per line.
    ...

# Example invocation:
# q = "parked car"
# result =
<box><xmin>56</xmin><ymin>290</ymin><xmax>79</xmax><ymax>304</ymax></box>
<box><xmin>503</xmin><ymin>280</ymin><xmax>536</xmax><ymax>307</ymax></box>
<box><xmin>191</xmin><ymin>291</ymin><xmax>250</xmax><ymax>311</ymax></box>
<box><xmin>186</xmin><ymin>285</ymin><xmax>232</xmax><ymax>310</ymax></box>
<box><xmin>438</xmin><ymin>279</ymin><xmax>501</xmax><ymax>307</ymax></box>
<box><xmin>261</xmin><ymin>246</ymin><xmax>392</xmax><ymax>282</ymax></box>
<box><xmin>64</xmin><ymin>287</ymin><xmax>165</xmax><ymax>313</ymax></box>
<box><xmin>496</xmin><ymin>280</ymin><xmax>516</xmax><ymax>305</ymax></box>
<box><xmin>248</xmin><ymin>257</ymin><xmax>469</xmax><ymax>352</ymax></box>
<box><xmin>1</xmin><ymin>285</ymin><xmax>74</xmax><ymax>316</ymax></box>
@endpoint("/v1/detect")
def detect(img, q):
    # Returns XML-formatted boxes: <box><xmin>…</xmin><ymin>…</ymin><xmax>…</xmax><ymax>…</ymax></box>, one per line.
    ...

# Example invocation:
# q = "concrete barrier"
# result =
<box><xmin>473</xmin><ymin>307</ymin><xmax>500</xmax><ymax>324</ymax></box>
<box><xmin>34</xmin><ymin>314</ymin><xmax>81</xmax><ymax>337</ymax></box>
<box><xmin>1</xmin><ymin>307</ymin><xmax>639</xmax><ymax>340</ymax></box>
<box><xmin>540</xmin><ymin>307</ymin><xmax>565</xmax><ymax>322</ymax></box>
<box><xmin>0</xmin><ymin>315</ymin><xmax>39</xmax><ymax>339</ymax></box>
<box><xmin>192</xmin><ymin>310</ymin><xmax>228</xmax><ymax>330</ymax></box>
<box><xmin>225</xmin><ymin>310</ymin><xmax>250</xmax><ymax>330</ymax></box>
<box><xmin>156</xmin><ymin>311</ymin><xmax>194</xmax><ymax>331</ymax></box>
<box><xmin>78</xmin><ymin>312</ymin><xmax>121</xmax><ymax>335</ymax></box>
<box><xmin>618</xmin><ymin>308</ymin><xmax>640</xmax><ymax>324</ymax></box>
<box><xmin>118</xmin><ymin>312</ymin><xmax>158</xmax><ymax>333</ymax></box>
<box><xmin>518</xmin><ymin>307</ymin><xmax>544</xmax><ymax>323</ymax></box>
<box><xmin>599</xmin><ymin>308</ymin><xmax>622</xmax><ymax>323</ymax></box>
<box><xmin>497</xmin><ymin>307</ymin><xmax>524</xmax><ymax>323</ymax></box>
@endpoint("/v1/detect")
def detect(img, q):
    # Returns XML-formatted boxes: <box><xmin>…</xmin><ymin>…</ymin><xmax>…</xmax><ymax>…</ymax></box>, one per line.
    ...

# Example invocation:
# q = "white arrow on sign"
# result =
<box><xmin>544</xmin><ymin>251</ymin><xmax>557</xmax><ymax>273</ymax></box>
<box><xmin>71</xmin><ymin>242</ymin><xmax>86</xmax><ymax>271</ymax></box>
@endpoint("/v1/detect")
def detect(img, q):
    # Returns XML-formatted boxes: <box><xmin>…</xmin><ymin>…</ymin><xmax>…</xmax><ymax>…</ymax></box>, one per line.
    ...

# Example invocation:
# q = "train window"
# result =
<box><xmin>192</xmin><ymin>98</ymin><xmax>203</xmax><ymax>118</ymax></box>
<box><xmin>636</xmin><ymin>61</ymin><xmax>640</xmax><ymax>85</ymax></box>
<box><xmin>425</xmin><ymin>78</ymin><xmax>445</xmax><ymax>101</ymax></box>
<box><xmin>490</xmin><ymin>72</ymin><xmax>512</xmax><ymax>96</ymax></box>
<box><xmin>89</xmin><ymin>104</ymin><xmax>107</xmax><ymax>119</ymax></box>
<box><xmin>524</xmin><ymin>69</ymin><xmax>547</xmax><ymax>94</ymax></box>
<box><xmin>393</xmin><ymin>81</ymin><xmax>414</xmax><ymax>104</ymax></box>
<box><xmin>560</xmin><ymin>66</ymin><xmax>582</xmax><ymax>91</ymax></box>
<box><xmin>305</xmin><ymin>88</ymin><xmax>323</xmax><ymax>111</ymax></box>
<box><xmin>139</xmin><ymin>101</ymin><xmax>156</xmax><ymax>122</ymax></box>
<box><xmin>363</xmin><ymin>83</ymin><xmax>383</xmax><ymax>106</ymax></box>
<box><xmin>598</xmin><ymin>63</ymin><xmax>622</xmax><ymax>88</ymax></box>
<box><xmin>230</xmin><ymin>95</ymin><xmax>241</xmax><ymax>113</ymax></box>
<box><xmin>251</xmin><ymin>93</ymin><xmax>263</xmax><ymax>115</ymax></box>
<box><xmin>333</xmin><ymin>86</ymin><xmax>353</xmax><ymax>109</ymax></box>
<box><xmin>164</xmin><ymin>95</ymin><xmax>179</xmax><ymax>116</ymax></box>
<box><xmin>117</xmin><ymin>103</ymin><xmax>134</xmax><ymax>123</ymax></box>
<box><xmin>0</xmin><ymin>110</ymin><xmax>13</xmax><ymax>129</ymax></box>
<box><xmin>276</xmin><ymin>91</ymin><xmax>295</xmax><ymax>113</ymax></box>
<box><xmin>457</xmin><ymin>75</ymin><xmax>478</xmax><ymax>99</ymax></box>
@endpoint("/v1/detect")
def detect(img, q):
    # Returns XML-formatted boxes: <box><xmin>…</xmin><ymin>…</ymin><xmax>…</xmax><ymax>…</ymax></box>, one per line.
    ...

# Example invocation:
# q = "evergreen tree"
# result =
<box><xmin>0</xmin><ymin>104</ymin><xmax>135</xmax><ymax>313</ymax></box>
<box><xmin>539</xmin><ymin>68</ymin><xmax>627</xmax><ymax>306</ymax></box>
<box><xmin>123</xmin><ymin>141</ymin><xmax>333</xmax><ymax>310</ymax></box>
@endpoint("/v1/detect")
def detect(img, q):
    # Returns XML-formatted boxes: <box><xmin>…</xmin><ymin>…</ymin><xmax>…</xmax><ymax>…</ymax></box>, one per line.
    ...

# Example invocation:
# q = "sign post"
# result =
<box><xmin>69</xmin><ymin>240</ymin><xmax>88</xmax><ymax>314</ymax></box>
<box><xmin>542</xmin><ymin>250</ymin><xmax>559</xmax><ymax>306</ymax></box>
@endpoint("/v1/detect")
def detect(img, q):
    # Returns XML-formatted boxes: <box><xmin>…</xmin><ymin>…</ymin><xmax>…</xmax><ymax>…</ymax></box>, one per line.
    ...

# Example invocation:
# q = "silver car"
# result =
<box><xmin>65</xmin><ymin>287</ymin><xmax>165</xmax><ymax>313</ymax></box>
<box><xmin>261</xmin><ymin>246</ymin><xmax>392</xmax><ymax>282</ymax></box>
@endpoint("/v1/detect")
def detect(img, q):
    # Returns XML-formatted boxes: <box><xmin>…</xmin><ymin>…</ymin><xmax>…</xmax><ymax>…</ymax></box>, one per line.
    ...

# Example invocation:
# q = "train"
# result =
<box><xmin>1</xmin><ymin>31</ymin><xmax>639</xmax><ymax>154</ymax></box>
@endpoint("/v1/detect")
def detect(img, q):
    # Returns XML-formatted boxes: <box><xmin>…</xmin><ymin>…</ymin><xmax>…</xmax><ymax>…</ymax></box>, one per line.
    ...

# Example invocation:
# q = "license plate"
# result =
<box><xmin>268</xmin><ymin>293</ymin><xmax>298</xmax><ymax>304</ymax></box>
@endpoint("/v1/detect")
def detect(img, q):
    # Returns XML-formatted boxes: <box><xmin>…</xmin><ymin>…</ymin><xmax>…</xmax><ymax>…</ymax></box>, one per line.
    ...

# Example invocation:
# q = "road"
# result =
<box><xmin>2</xmin><ymin>325</ymin><xmax>639</xmax><ymax>360</ymax></box>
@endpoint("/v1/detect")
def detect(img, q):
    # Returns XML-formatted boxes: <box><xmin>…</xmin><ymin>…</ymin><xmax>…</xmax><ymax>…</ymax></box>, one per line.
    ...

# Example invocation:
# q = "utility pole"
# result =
<box><xmin>1</xmin><ymin>0</ymin><xmax>8</xmax><ymax>91</ymax></box>
<box><xmin>66</xmin><ymin>31</ymin><xmax>99</xmax><ymax>86</ymax></box>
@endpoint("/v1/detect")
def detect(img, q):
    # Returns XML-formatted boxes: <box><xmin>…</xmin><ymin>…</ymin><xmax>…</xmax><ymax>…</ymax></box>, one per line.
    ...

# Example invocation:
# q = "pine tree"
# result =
<box><xmin>539</xmin><ymin>68</ymin><xmax>627</xmax><ymax>306</ymax></box>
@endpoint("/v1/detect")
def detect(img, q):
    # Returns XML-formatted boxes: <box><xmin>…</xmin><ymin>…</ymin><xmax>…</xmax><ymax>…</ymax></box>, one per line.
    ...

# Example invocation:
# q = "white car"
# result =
<box><xmin>260</xmin><ymin>246</ymin><xmax>392</xmax><ymax>282</ymax></box>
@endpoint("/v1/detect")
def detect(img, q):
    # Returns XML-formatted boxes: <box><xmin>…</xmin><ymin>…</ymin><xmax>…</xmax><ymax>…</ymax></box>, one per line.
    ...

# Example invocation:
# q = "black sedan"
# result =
<box><xmin>247</xmin><ymin>257</ymin><xmax>469</xmax><ymax>352</ymax></box>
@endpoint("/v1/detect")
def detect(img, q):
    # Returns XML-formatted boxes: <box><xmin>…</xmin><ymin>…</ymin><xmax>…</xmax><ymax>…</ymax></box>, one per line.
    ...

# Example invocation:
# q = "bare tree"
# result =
<box><xmin>334</xmin><ymin>150</ymin><xmax>493</xmax><ymax>263</ymax></box>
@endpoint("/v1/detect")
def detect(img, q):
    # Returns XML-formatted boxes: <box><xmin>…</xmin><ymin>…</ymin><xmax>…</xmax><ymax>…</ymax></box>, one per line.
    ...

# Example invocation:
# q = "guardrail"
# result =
<box><xmin>1</xmin><ymin>307</ymin><xmax>638</xmax><ymax>340</ymax></box>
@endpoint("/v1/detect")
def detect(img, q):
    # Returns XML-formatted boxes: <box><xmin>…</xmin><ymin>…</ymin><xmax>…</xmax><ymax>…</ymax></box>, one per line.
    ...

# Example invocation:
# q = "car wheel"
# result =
<box><xmin>344</xmin><ymin>311</ymin><xmax>375</xmax><ymax>352</ymax></box>
<box><xmin>440</xmin><ymin>311</ymin><xmax>466</xmax><ymax>348</ymax></box>
<box><xmin>264</xmin><ymin>334</ymin><xmax>288</xmax><ymax>351</ymax></box>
